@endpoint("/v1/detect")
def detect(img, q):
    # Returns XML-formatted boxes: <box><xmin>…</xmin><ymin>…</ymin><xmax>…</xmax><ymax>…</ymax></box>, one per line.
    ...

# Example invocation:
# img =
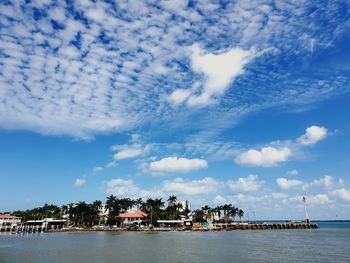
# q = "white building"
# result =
<box><xmin>118</xmin><ymin>210</ymin><xmax>147</xmax><ymax>226</ymax></box>
<box><xmin>25</xmin><ymin>218</ymin><xmax>67</xmax><ymax>229</ymax></box>
<box><xmin>0</xmin><ymin>214</ymin><xmax>21</xmax><ymax>227</ymax></box>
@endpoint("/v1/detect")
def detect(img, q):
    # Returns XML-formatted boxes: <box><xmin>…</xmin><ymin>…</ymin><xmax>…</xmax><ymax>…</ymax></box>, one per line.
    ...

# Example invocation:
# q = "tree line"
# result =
<box><xmin>12</xmin><ymin>195</ymin><xmax>244</xmax><ymax>226</ymax></box>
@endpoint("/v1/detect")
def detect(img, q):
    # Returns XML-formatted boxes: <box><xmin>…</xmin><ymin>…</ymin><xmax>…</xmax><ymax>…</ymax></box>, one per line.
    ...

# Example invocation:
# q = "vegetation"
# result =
<box><xmin>12</xmin><ymin>195</ymin><xmax>245</xmax><ymax>227</ymax></box>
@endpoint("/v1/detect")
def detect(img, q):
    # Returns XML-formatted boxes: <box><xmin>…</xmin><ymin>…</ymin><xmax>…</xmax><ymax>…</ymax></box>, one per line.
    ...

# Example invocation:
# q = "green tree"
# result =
<box><xmin>238</xmin><ymin>209</ymin><xmax>244</xmax><ymax>222</ymax></box>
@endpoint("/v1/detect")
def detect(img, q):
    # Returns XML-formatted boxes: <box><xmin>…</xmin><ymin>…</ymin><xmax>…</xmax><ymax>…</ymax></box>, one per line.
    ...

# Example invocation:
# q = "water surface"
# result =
<box><xmin>1</xmin><ymin>223</ymin><xmax>349</xmax><ymax>263</ymax></box>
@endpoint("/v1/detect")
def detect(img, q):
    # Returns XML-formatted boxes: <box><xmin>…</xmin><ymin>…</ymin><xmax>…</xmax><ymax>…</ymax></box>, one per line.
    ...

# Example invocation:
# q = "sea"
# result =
<box><xmin>1</xmin><ymin>221</ymin><xmax>349</xmax><ymax>263</ymax></box>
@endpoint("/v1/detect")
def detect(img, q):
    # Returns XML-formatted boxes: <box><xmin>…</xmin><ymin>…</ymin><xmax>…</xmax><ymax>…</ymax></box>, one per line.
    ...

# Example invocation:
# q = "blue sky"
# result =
<box><xmin>0</xmin><ymin>0</ymin><xmax>350</xmax><ymax>220</ymax></box>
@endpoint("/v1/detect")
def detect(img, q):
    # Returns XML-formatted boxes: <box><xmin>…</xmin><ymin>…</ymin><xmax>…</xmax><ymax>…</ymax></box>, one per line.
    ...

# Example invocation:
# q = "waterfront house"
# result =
<box><xmin>25</xmin><ymin>218</ymin><xmax>67</xmax><ymax>230</ymax></box>
<box><xmin>118</xmin><ymin>210</ymin><xmax>147</xmax><ymax>226</ymax></box>
<box><xmin>0</xmin><ymin>214</ymin><xmax>21</xmax><ymax>231</ymax></box>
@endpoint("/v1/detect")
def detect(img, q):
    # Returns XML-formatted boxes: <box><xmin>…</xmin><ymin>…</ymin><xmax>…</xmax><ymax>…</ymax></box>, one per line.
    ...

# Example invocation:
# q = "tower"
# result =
<box><xmin>303</xmin><ymin>196</ymin><xmax>310</xmax><ymax>224</ymax></box>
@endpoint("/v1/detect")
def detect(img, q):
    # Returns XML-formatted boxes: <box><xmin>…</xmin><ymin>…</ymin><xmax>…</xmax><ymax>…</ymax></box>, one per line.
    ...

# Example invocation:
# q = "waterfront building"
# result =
<box><xmin>0</xmin><ymin>214</ymin><xmax>21</xmax><ymax>229</ymax></box>
<box><xmin>24</xmin><ymin>218</ymin><xmax>67</xmax><ymax>230</ymax></box>
<box><xmin>118</xmin><ymin>210</ymin><xmax>147</xmax><ymax>226</ymax></box>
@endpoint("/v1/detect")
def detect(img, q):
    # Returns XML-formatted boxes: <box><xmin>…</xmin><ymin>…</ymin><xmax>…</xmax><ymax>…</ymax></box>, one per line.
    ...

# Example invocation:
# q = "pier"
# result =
<box><xmin>1</xmin><ymin>218</ymin><xmax>67</xmax><ymax>233</ymax></box>
<box><xmin>210</xmin><ymin>222</ymin><xmax>319</xmax><ymax>230</ymax></box>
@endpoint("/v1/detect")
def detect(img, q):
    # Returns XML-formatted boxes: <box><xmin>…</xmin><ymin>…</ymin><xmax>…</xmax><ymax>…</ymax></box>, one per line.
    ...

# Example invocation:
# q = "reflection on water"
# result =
<box><xmin>1</xmin><ymin>225</ymin><xmax>350</xmax><ymax>263</ymax></box>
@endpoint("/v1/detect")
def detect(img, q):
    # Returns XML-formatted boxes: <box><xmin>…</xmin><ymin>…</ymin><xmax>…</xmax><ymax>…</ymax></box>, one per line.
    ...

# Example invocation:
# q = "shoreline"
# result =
<box><xmin>44</xmin><ymin>223</ymin><xmax>319</xmax><ymax>233</ymax></box>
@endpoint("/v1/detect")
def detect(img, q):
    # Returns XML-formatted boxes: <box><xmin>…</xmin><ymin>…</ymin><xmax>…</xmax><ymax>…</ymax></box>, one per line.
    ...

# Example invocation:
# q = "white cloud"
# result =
<box><xmin>0</xmin><ymin>2</ymin><xmax>346</xmax><ymax>139</ymax></box>
<box><xmin>169</xmin><ymin>44</ymin><xmax>256</xmax><ymax>107</ymax></box>
<box><xmin>149</xmin><ymin>157</ymin><xmax>208</xmax><ymax>174</ymax></box>
<box><xmin>308</xmin><ymin>175</ymin><xmax>334</xmax><ymax>190</ymax></box>
<box><xmin>112</xmin><ymin>144</ymin><xmax>152</xmax><ymax>161</ymax></box>
<box><xmin>114</xmin><ymin>148</ymin><xmax>143</xmax><ymax>160</ymax></box>
<box><xmin>235</xmin><ymin>146</ymin><xmax>292</xmax><ymax>167</ymax></box>
<box><xmin>214</xmin><ymin>195</ymin><xmax>227</xmax><ymax>205</ymax></box>
<box><xmin>105</xmin><ymin>179</ymin><xmax>140</xmax><ymax>197</ymax></box>
<box><xmin>329</xmin><ymin>188</ymin><xmax>350</xmax><ymax>203</ymax></box>
<box><xmin>168</xmin><ymin>88</ymin><xmax>192</xmax><ymax>106</ymax></box>
<box><xmin>73</xmin><ymin>178</ymin><xmax>86</xmax><ymax>188</ymax></box>
<box><xmin>297</xmin><ymin>126</ymin><xmax>328</xmax><ymax>146</ymax></box>
<box><xmin>105</xmin><ymin>161</ymin><xmax>117</xmax><ymax>168</ymax></box>
<box><xmin>104</xmin><ymin>176</ymin><xmax>221</xmax><ymax>199</ymax></box>
<box><xmin>277</xmin><ymin>175</ymin><xmax>343</xmax><ymax>191</ymax></box>
<box><xmin>307</xmin><ymin>194</ymin><xmax>333</xmax><ymax>205</ymax></box>
<box><xmin>287</xmin><ymin>169</ymin><xmax>299</xmax><ymax>176</ymax></box>
<box><xmin>93</xmin><ymin>167</ymin><xmax>103</xmax><ymax>173</ymax></box>
<box><xmin>161</xmin><ymin>177</ymin><xmax>222</xmax><ymax>195</ymax></box>
<box><xmin>228</xmin><ymin>174</ymin><xmax>264</xmax><ymax>193</ymax></box>
<box><xmin>276</xmin><ymin>178</ymin><xmax>304</xmax><ymax>190</ymax></box>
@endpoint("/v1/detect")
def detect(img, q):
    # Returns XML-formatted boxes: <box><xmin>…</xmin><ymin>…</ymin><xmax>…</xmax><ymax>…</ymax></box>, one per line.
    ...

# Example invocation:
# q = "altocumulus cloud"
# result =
<box><xmin>168</xmin><ymin>44</ymin><xmax>256</xmax><ymax>107</ymax></box>
<box><xmin>0</xmin><ymin>1</ymin><xmax>348</xmax><ymax>139</ymax></box>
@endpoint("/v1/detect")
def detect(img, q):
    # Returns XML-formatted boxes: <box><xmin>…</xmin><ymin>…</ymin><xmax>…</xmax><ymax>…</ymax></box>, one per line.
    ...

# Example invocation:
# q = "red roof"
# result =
<box><xmin>118</xmin><ymin>210</ymin><xmax>147</xmax><ymax>218</ymax></box>
<box><xmin>0</xmin><ymin>214</ymin><xmax>21</xmax><ymax>219</ymax></box>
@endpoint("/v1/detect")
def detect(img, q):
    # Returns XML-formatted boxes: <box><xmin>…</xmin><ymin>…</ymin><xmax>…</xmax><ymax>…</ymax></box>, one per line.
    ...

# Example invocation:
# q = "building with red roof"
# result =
<box><xmin>117</xmin><ymin>210</ymin><xmax>147</xmax><ymax>226</ymax></box>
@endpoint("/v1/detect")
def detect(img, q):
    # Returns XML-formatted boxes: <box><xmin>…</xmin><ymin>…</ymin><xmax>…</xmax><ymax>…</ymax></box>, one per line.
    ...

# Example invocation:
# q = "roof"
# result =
<box><xmin>118</xmin><ymin>210</ymin><xmax>147</xmax><ymax>218</ymax></box>
<box><xmin>0</xmin><ymin>214</ymin><xmax>21</xmax><ymax>219</ymax></box>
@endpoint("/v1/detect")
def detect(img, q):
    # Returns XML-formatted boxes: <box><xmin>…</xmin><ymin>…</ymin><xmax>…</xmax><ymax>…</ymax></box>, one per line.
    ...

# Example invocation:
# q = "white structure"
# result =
<box><xmin>303</xmin><ymin>196</ymin><xmax>310</xmax><ymax>224</ymax></box>
<box><xmin>118</xmin><ymin>210</ymin><xmax>147</xmax><ymax>226</ymax></box>
<box><xmin>157</xmin><ymin>217</ymin><xmax>193</xmax><ymax>227</ymax></box>
<box><xmin>25</xmin><ymin>218</ymin><xmax>67</xmax><ymax>230</ymax></box>
<box><xmin>0</xmin><ymin>214</ymin><xmax>21</xmax><ymax>228</ymax></box>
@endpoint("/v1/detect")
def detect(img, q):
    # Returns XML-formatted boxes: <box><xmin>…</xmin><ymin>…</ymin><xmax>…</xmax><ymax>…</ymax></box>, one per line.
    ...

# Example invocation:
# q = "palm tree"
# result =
<box><xmin>167</xmin><ymin>195</ymin><xmax>177</xmax><ymax>219</ymax></box>
<box><xmin>238</xmin><ymin>209</ymin><xmax>244</xmax><ymax>222</ymax></box>
<box><xmin>226</xmin><ymin>206</ymin><xmax>238</xmax><ymax>221</ymax></box>
<box><xmin>135</xmin><ymin>198</ymin><xmax>143</xmax><ymax>209</ymax></box>
<box><xmin>201</xmin><ymin>205</ymin><xmax>212</xmax><ymax>221</ymax></box>
<box><xmin>119</xmin><ymin>198</ymin><xmax>133</xmax><ymax>212</ymax></box>
<box><xmin>154</xmin><ymin>198</ymin><xmax>165</xmax><ymax>211</ymax></box>
<box><xmin>167</xmin><ymin>195</ymin><xmax>177</xmax><ymax>206</ymax></box>
<box><xmin>193</xmin><ymin>209</ymin><xmax>206</xmax><ymax>223</ymax></box>
<box><xmin>183</xmin><ymin>200</ymin><xmax>190</xmax><ymax>216</ymax></box>
<box><xmin>105</xmin><ymin>195</ymin><xmax>120</xmax><ymax>225</ymax></box>
<box><xmin>214</xmin><ymin>205</ymin><xmax>223</xmax><ymax>220</ymax></box>
<box><xmin>176</xmin><ymin>202</ymin><xmax>183</xmax><ymax>213</ymax></box>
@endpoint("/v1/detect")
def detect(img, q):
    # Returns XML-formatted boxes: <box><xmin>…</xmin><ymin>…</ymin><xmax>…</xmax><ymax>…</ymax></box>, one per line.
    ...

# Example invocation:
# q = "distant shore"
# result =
<box><xmin>45</xmin><ymin>222</ymin><xmax>319</xmax><ymax>233</ymax></box>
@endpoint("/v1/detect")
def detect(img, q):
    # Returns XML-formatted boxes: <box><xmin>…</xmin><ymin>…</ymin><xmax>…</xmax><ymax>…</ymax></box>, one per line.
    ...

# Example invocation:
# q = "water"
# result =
<box><xmin>1</xmin><ymin>222</ymin><xmax>350</xmax><ymax>263</ymax></box>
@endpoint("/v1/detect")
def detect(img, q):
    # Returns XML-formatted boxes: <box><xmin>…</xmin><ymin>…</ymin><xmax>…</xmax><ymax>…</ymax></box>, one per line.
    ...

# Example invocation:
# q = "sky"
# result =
<box><xmin>0</xmin><ymin>0</ymin><xmax>350</xmax><ymax>220</ymax></box>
